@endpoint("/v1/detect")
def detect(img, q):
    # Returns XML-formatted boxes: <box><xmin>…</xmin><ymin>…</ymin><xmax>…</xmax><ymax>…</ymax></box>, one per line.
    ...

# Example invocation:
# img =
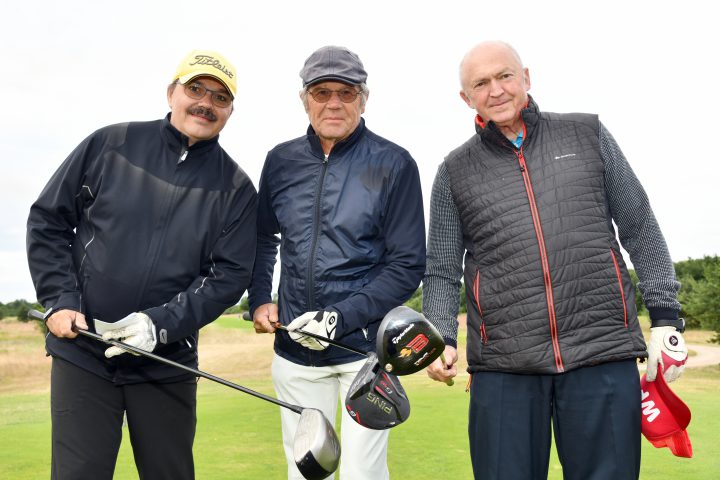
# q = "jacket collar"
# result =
<box><xmin>306</xmin><ymin>117</ymin><xmax>366</xmax><ymax>159</ymax></box>
<box><xmin>162</xmin><ymin>113</ymin><xmax>220</xmax><ymax>155</ymax></box>
<box><xmin>474</xmin><ymin>96</ymin><xmax>540</xmax><ymax>149</ymax></box>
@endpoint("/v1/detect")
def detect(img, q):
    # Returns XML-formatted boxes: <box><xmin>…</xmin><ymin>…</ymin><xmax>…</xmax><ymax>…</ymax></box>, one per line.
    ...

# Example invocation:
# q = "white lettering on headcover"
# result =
<box><xmin>392</xmin><ymin>325</ymin><xmax>414</xmax><ymax>344</ymax></box>
<box><xmin>641</xmin><ymin>389</ymin><xmax>660</xmax><ymax>423</ymax></box>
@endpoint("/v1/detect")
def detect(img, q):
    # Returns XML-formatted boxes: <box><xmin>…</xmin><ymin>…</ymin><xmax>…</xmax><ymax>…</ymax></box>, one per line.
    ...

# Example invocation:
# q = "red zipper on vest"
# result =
<box><xmin>516</xmin><ymin>148</ymin><xmax>564</xmax><ymax>373</ymax></box>
<box><xmin>473</xmin><ymin>270</ymin><xmax>488</xmax><ymax>344</ymax></box>
<box><xmin>609</xmin><ymin>249</ymin><xmax>629</xmax><ymax>328</ymax></box>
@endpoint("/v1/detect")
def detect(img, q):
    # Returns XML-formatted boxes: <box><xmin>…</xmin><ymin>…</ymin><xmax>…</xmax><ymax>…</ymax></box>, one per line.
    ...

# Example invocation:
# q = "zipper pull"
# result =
<box><xmin>179</xmin><ymin>149</ymin><xmax>188</xmax><ymax>163</ymax></box>
<box><xmin>323</xmin><ymin>154</ymin><xmax>329</xmax><ymax>164</ymax></box>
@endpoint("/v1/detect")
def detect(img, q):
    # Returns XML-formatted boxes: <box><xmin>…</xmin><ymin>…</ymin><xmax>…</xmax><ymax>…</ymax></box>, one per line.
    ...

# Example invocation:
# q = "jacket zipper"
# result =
<box><xmin>136</xmin><ymin>141</ymin><xmax>187</xmax><ymax>309</ymax></box>
<box><xmin>609</xmin><ymin>249</ymin><xmax>629</xmax><ymax>328</ymax></box>
<box><xmin>516</xmin><ymin>148</ymin><xmax>564</xmax><ymax>373</ymax></box>
<box><xmin>473</xmin><ymin>270</ymin><xmax>488</xmax><ymax>344</ymax></box>
<box><xmin>306</xmin><ymin>155</ymin><xmax>330</xmax><ymax>311</ymax></box>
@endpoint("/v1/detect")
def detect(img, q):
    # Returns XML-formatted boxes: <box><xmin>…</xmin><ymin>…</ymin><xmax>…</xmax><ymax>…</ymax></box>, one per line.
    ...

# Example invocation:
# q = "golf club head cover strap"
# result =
<box><xmin>646</xmin><ymin>326</ymin><xmax>688</xmax><ymax>383</ymax></box>
<box><xmin>287</xmin><ymin>311</ymin><xmax>338</xmax><ymax>351</ymax></box>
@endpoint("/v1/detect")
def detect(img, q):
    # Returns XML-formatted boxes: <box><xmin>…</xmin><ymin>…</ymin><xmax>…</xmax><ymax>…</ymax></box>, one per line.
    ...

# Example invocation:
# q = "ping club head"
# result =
<box><xmin>376</xmin><ymin>306</ymin><xmax>444</xmax><ymax>375</ymax></box>
<box><xmin>293</xmin><ymin>408</ymin><xmax>341</xmax><ymax>480</ymax></box>
<box><xmin>345</xmin><ymin>352</ymin><xmax>410</xmax><ymax>430</ymax></box>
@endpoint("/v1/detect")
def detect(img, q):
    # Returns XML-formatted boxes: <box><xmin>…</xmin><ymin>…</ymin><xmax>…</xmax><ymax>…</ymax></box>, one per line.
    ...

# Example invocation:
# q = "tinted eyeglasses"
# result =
<box><xmin>307</xmin><ymin>87</ymin><xmax>362</xmax><ymax>103</ymax></box>
<box><xmin>183</xmin><ymin>82</ymin><xmax>233</xmax><ymax>108</ymax></box>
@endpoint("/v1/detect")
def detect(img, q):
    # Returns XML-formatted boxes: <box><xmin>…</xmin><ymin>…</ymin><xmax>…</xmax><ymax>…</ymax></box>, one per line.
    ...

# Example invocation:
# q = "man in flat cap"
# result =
<box><xmin>27</xmin><ymin>50</ymin><xmax>257</xmax><ymax>479</ymax></box>
<box><xmin>249</xmin><ymin>45</ymin><xmax>426</xmax><ymax>479</ymax></box>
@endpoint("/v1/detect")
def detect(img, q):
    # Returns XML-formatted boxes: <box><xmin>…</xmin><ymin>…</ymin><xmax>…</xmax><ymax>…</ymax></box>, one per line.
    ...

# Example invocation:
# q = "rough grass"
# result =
<box><xmin>1</xmin><ymin>315</ymin><xmax>719</xmax><ymax>478</ymax></box>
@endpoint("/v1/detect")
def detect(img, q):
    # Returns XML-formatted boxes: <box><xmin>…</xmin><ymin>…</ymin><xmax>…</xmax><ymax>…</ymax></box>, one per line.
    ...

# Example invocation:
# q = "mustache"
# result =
<box><xmin>187</xmin><ymin>106</ymin><xmax>217</xmax><ymax>122</ymax></box>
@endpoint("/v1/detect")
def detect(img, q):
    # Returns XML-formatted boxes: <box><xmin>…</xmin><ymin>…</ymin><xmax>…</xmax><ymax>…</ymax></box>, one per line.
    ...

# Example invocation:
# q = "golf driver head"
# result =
<box><xmin>293</xmin><ymin>408</ymin><xmax>341</xmax><ymax>480</ymax></box>
<box><xmin>345</xmin><ymin>352</ymin><xmax>410</xmax><ymax>430</ymax></box>
<box><xmin>376</xmin><ymin>306</ymin><xmax>444</xmax><ymax>375</ymax></box>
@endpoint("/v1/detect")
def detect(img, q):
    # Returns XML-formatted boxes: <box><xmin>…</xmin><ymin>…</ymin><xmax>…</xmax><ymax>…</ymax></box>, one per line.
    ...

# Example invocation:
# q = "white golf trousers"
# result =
<box><xmin>272</xmin><ymin>354</ymin><xmax>390</xmax><ymax>480</ymax></box>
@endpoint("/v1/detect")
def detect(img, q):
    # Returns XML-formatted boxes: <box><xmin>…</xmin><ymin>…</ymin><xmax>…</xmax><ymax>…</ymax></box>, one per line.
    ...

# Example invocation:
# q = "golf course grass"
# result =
<box><xmin>1</xmin><ymin>315</ymin><xmax>718</xmax><ymax>478</ymax></box>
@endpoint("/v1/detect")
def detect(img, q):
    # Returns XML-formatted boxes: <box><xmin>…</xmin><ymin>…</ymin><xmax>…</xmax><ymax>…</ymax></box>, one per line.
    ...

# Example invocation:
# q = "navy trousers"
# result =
<box><xmin>50</xmin><ymin>356</ymin><xmax>197</xmax><ymax>480</ymax></box>
<box><xmin>469</xmin><ymin>360</ymin><xmax>641</xmax><ymax>480</ymax></box>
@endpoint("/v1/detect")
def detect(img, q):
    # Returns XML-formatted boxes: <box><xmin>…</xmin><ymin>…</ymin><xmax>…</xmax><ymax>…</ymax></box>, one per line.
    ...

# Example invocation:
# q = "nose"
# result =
<box><xmin>197</xmin><ymin>91</ymin><xmax>214</xmax><ymax>106</ymax></box>
<box><xmin>489</xmin><ymin>79</ymin><xmax>503</xmax><ymax>97</ymax></box>
<box><xmin>325</xmin><ymin>92</ymin><xmax>344</xmax><ymax>107</ymax></box>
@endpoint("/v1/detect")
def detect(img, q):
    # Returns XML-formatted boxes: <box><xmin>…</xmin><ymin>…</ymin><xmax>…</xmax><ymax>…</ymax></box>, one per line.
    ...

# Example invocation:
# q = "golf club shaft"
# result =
<box><xmin>440</xmin><ymin>353</ymin><xmax>454</xmax><ymax>386</ymax></box>
<box><xmin>29</xmin><ymin>309</ymin><xmax>303</xmax><ymax>414</ymax></box>
<box><xmin>242</xmin><ymin>311</ymin><xmax>366</xmax><ymax>357</ymax></box>
<box><xmin>275</xmin><ymin>324</ymin><xmax>367</xmax><ymax>357</ymax></box>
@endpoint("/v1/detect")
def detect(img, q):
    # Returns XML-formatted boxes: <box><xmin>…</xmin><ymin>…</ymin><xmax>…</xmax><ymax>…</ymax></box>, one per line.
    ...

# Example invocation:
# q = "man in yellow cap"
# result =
<box><xmin>27</xmin><ymin>50</ymin><xmax>257</xmax><ymax>479</ymax></box>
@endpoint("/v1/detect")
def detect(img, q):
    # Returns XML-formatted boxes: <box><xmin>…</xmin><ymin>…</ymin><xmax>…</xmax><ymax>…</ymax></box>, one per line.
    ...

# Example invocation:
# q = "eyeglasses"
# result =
<box><xmin>183</xmin><ymin>82</ymin><xmax>233</xmax><ymax>108</ymax></box>
<box><xmin>307</xmin><ymin>87</ymin><xmax>362</xmax><ymax>103</ymax></box>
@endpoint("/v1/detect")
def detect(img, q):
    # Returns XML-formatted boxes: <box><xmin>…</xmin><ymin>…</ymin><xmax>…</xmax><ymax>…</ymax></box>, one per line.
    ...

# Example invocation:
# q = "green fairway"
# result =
<box><xmin>1</xmin><ymin>317</ymin><xmax>719</xmax><ymax>478</ymax></box>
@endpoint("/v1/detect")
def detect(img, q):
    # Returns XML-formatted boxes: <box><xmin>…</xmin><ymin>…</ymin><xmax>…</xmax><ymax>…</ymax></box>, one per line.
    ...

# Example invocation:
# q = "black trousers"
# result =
<box><xmin>469</xmin><ymin>360</ymin><xmax>641</xmax><ymax>480</ymax></box>
<box><xmin>50</xmin><ymin>357</ymin><xmax>197</xmax><ymax>480</ymax></box>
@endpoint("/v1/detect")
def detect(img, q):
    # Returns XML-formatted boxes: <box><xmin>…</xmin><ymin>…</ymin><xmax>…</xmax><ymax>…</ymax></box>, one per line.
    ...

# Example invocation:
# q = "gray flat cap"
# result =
<box><xmin>300</xmin><ymin>46</ymin><xmax>368</xmax><ymax>87</ymax></box>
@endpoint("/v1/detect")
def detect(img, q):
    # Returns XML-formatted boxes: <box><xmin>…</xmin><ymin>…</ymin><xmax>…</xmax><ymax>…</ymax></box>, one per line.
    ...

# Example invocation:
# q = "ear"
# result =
<box><xmin>523</xmin><ymin>67</ymin><xmax>531</xmax><ymax>92</ymax></box>
<box><xmin>460</xmin><ymin>90</ymin><xmax>473</xmax><ymax>109</ymax></box>
<box><xmin>167</xmin><ymin>84</ymin><xmax>177</xmax><ymax>107</ymax></box>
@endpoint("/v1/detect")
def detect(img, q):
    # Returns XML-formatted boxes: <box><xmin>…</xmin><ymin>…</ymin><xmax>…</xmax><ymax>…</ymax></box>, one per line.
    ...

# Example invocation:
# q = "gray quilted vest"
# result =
<box><xmin>446</xmin><ymin>99</ymin><xmax>646</xmax><ymax>374</ymax></box>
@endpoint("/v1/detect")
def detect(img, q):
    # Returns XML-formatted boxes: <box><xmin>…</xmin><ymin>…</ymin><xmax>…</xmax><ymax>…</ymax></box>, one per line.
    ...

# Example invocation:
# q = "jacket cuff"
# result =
<box><xmin>142</xmin><ymin>306</ymin><xmax>173</xmax><ymax>345</ymax></box>
<box><xmin>443</xmin><ymin>337</ymin><xmax>458</xmax><ymax>349</ymax></box>
<box><xmin>648</xmin><ymin>307</ymin><xmax>679</xmax><ymax>322</ymax></box>
<box><xmin>46</xmin><ymin>292</ymin><xmax>82</xmax><ymax>317</ymax></box>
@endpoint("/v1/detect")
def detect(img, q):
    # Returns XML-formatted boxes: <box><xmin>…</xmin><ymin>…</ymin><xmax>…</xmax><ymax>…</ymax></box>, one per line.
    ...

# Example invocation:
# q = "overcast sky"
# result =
<box><xmin>2</xmin><ymin>1</ymin><xmax>718</xmax><ymax>303</ymax></box>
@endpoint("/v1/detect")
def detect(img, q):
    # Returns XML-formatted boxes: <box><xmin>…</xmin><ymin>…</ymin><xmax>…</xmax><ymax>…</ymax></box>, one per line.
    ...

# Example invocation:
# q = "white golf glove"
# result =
<box><xmin>286</xmin><ymin>311</ymin><xmax>338</xmax><ymax>351</ymax></box>
<box><xmin>102</xmin><ymin>312</ymin><xmax>157</xmax><ymax>358</ymax></box>
<box><xmin>646</xmin><ymin>326</ymin><xmax>688</xmax><ymax>383</ymax></box>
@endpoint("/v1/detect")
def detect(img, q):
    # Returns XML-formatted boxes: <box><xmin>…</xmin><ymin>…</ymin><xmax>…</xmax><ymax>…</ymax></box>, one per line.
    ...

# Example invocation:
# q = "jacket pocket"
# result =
<box><xmin>472</xmin><ymin>270</ymin><xmax>488</xmax><ymax>344</ymax></box>
<box><xmin>609</xmin><ymin>249</ymin><xmax>629</xmax><ymax>328</ymax></box>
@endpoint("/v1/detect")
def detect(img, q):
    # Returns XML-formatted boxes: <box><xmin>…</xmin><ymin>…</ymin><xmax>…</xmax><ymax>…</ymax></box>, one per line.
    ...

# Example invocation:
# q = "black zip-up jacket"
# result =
<box><xmin>27</xmin><ymin>114</ymin><xmax>257</xmax><ymax>384</ymax></box>
<box><xmin>249</xmin><ymin>119</ymin><xmax>426</xmax><ymax>366</ymax></box>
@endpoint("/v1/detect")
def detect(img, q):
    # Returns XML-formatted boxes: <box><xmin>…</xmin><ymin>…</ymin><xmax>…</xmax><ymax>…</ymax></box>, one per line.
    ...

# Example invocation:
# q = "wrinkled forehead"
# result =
<box><xmin>460</xmin><ymin>43</ymin><xmax>524</xmax><ymax>84</ymax></box>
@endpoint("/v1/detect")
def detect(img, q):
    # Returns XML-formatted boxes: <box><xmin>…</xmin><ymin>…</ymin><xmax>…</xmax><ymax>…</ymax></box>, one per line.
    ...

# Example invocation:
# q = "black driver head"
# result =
<box><xmin>344</xmin><ymin>352</ymin><xmax>410</xmax><ymax>430</ymax></box>
<box><xmin>376</xmin><ymin>306</ymin><xmax>444</xmax><ymax>375</ymax></box>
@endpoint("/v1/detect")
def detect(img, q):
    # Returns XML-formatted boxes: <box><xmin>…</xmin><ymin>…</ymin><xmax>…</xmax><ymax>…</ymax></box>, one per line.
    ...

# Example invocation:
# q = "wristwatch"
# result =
<box><xmin>651</xmin><ymin>317</ymin><xmax>686</xmax><ymax>333</ymax></box>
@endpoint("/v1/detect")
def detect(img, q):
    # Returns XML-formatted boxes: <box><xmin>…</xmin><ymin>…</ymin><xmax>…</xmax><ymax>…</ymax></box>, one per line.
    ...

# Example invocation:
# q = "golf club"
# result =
<box><xmin>244</xmin><ymin>309</ymin><xmax>452</xmax><ymax>384</ymax></box>
<box><xmin>376</xmin><ymin>306</ymin><xmax>446</xmax><ymax>377</ymax></box>
<box><xmin>243</xmin><ymin>313</ymin><xmax>413</xmax><ymax>429</ymax></box>
<box><xmin>344</xmin><ymin>352</ymin><xmax>411</xmax><ymax>430</ymax></box>
<box><xmin>30</xmin><ymin>309</ymin><xmax>340</xmax><ymax>480</ymax></box>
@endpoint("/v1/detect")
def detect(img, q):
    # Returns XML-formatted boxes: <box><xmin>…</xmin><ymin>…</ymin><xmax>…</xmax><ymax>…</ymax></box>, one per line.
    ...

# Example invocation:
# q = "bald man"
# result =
<box><xmin>422</xmin><ymin>41</ymin><xmax>686</xmax><ymax>479</ymax></box>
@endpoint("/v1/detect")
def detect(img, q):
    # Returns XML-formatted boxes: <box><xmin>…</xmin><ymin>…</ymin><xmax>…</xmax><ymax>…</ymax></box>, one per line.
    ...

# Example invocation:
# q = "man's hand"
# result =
<box><xmin>102</xmin><ymin>312</ymin><xmax>157</xmax><ymax>358</ymax></box>
<box><xmin>286</xmin><ymin>311</ymin><xmax>338</xmax><ymax>351</ymax></box>
<box><xmin>252</xmin><ymin>303</ymin><xmax>279</xmax><ymax>333</ymax></box>
<box><xmin>426</xmin><ymin>345</ymin><xmax>458</xmax><ymax>385</ymax></box>
<box><xmin>46</xmin><ymin>309</ymin><xmax>87</xmax><ymax>338</ymax></box>
<box><xmin>646</xmin><ymin>326</ymin><xmax>688</xmax><ymax>383</ymax></box>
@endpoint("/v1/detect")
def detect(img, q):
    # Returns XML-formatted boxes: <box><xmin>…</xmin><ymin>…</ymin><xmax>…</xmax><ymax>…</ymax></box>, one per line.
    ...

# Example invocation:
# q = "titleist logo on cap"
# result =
<box><xmin>190</xmin><ymin>55</ymin><xmax>234</xmax><ymax>78</ymax></box>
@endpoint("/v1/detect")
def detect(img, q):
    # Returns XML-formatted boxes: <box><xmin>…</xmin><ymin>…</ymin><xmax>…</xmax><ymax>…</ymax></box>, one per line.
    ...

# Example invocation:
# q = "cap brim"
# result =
<box><xmin>649</xmin><ymin>430</ymin><xmax>693</xmax><ymax>458</ymax></box>
<box><xmin>304</xmin><ymin>75</ymin><xmax>361</xmax><ymax>87</ymax></box>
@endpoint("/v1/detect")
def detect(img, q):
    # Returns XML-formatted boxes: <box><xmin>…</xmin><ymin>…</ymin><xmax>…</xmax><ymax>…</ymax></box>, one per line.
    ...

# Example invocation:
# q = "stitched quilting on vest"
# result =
<box><xmin>446</xmin><ymin>102</ymin><xmax>644</xmax><ymax>374</ymax></box>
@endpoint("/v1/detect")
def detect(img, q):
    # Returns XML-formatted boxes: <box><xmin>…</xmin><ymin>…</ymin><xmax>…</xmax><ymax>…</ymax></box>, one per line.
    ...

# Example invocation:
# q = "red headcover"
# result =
<box><xmin>640</xmin><ymin>366</ymin><xmax>693</xmax><ymax>458</ymax></box>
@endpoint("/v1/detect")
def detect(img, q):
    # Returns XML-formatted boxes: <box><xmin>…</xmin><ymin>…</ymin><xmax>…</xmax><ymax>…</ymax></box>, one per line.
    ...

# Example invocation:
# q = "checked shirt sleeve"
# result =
<box><xmin>601</xmin><ymin>123</ymin><xmax>681</xmax><ymax>320</ymax></box>
<box><xmin>422</xmin><ymin>162</ymin><xmax>465</xmax><ymax>347</ymax></box>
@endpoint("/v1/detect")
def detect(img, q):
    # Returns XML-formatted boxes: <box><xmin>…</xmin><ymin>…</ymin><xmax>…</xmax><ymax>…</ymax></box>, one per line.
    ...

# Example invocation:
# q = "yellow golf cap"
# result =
<box><xmin>173</xmin><ymin>50</ymin><xmax>237</xmax><ymax>99</ymax></box>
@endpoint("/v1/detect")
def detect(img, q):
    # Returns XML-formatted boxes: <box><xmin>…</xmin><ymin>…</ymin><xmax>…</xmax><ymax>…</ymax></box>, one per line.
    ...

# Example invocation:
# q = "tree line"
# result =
<box><xmin>4</xmin><ymin>256</ymin><xmax>718</xmax><ymax>343</ymax></box>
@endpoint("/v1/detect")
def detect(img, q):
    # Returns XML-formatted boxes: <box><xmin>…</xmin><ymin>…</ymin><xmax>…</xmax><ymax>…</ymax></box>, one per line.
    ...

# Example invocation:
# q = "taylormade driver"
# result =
<box><xmin>376</xmin><ymin>306</ymin><xmax>445</xmax><ymax>375</ymax></box>
<box><xmin>30</xmin><ymin>309</ymin><xmax>340</xmax><ymax>480</ymax></box>
<box><xmin>344</xmin><ymin>352</ymin><xmax>410</xmax><ymax>430</ymax></box>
